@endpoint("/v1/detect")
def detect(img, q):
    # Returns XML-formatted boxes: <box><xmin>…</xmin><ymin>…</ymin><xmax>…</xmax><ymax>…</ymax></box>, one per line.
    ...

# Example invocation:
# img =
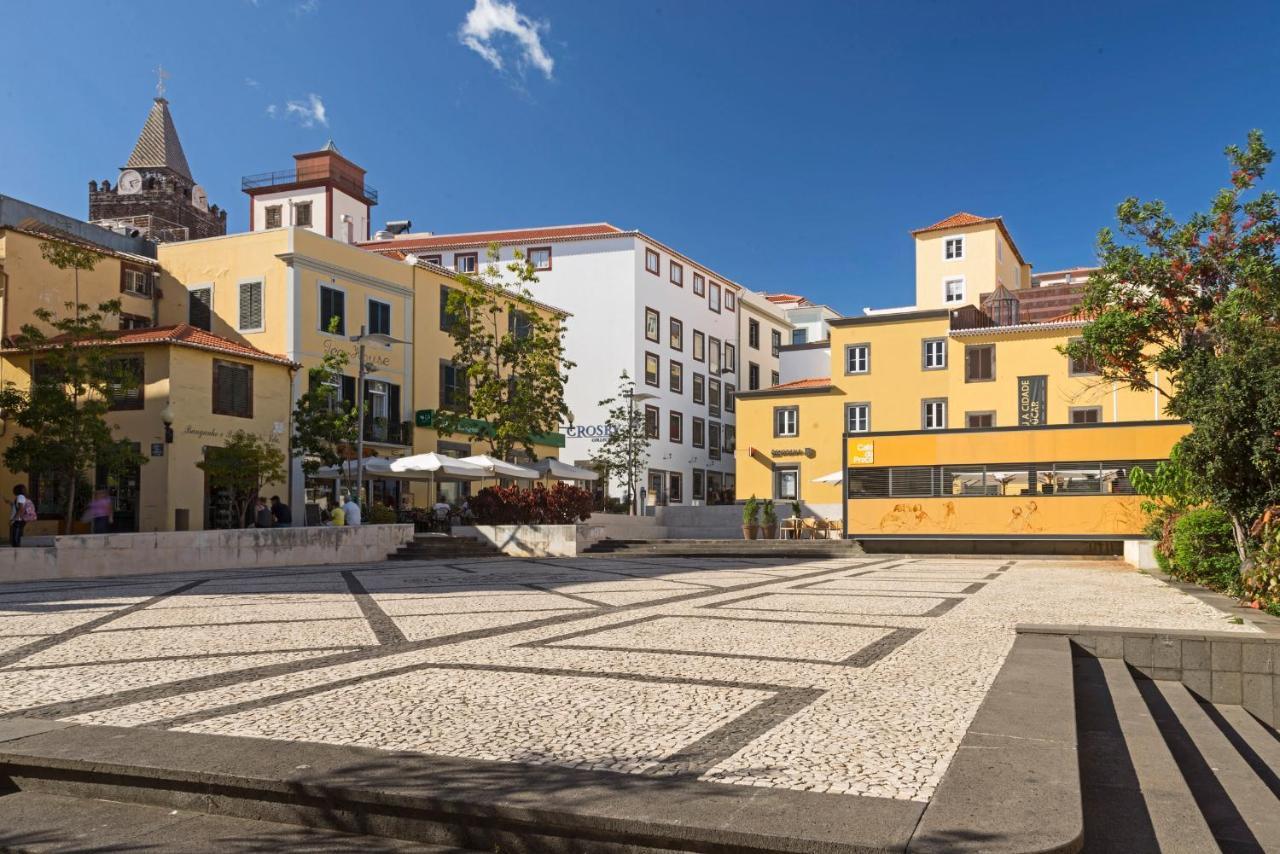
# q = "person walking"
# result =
<box><xmin>270</xmin><ymin>496</ymin><xmax>292</xmax><ymax>527</ymax></box>
<box><xmin>9</xmin><ymin>484</ymin><xmax>33</xmax><ymax>547</ymax></box>
<box><xmin>83</xmin><ymin>489</ymin><xmax>113</xmax><ymax>534</ymax></box>
<box><xmin>342</xmin><ymin>493</ymin><xmax>362</xmax><ymax>526</ymax></box>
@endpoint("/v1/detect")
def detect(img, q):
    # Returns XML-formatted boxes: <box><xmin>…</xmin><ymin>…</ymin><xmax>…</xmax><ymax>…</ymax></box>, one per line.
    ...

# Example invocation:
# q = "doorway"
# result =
<box><xmin>95</xmin><ymin>459</ymin><xmax>140</xmax><ymax>533</ymax></box>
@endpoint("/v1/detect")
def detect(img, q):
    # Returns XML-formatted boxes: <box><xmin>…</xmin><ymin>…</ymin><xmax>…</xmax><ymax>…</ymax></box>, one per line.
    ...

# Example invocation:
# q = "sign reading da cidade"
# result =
<box><xmin>1017</xmin><ymin>375</ymin><xmax>1047</xmax><ymax>426</ymax></box>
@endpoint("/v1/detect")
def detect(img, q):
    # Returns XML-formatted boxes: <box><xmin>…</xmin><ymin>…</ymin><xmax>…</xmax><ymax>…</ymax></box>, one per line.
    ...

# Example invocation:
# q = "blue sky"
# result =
<box><xmin>2</xmin><ymin>1</ymin><xmax>1277</xmax><ymax>313</ymax></box>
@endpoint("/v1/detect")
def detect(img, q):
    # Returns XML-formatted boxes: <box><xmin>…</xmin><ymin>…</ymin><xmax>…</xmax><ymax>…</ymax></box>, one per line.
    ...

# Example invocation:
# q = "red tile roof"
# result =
<box><xmin>763</xmin><ymin>293</ymin><xmax>810</xmax><ymax>305</ymax></box>
<box><xmin>29</xmin><ymin>324</ymin><xmax>296</xmax><ymax>367</ymax></box>
<box><xmin>358</xmin><ymin>223</ymin><xmax>624</xmax><ymax>251</ymax></box>
<box><xmin>1044</xmin><ymin>308</ymin><xmax>1096</xmax><ymax>324</ymax></box>
<box><xmin>911</xmin><ymin>212</ymin><xmax>996</xmax><ymax>234</ymax></box>
<box><xmin>769</xmin><ymin>377</ymin><xmax>831</xmax><ymax>391</ymax></box>
<box><xmin>910</xmin><ymin>212</ymin><xmax>1028</xmax><ymax>266</ymax></box>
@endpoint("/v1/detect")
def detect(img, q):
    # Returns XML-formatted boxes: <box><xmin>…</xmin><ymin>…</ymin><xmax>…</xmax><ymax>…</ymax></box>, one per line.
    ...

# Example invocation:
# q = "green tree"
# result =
<box><xmin>291</xmin><ymin>325</ymin><xmax>358</xmax><ymax>492</ymax></box>
<box><xmin>0</xmin><ymin>294</ymin><xmax>146</xmax><ymax>531</ymax></box>
<box><xmin>588</xmin><ymin>371</ymin><xmax>652</xmax><ymax>514</ymax></box>
<box><xmin>40</xmin><ymin>240</ymin><xmax>104</xmax><ymax>319</ymax></box>
<box><xmin>196</xmin><ymin>430</ymin><xmax>287</xmax><ymax>528</ymax></box>
<box><xmin>1064</xmin><ymin>131</ymin><xmax>1280</xmax><ymax>564</ymax></box>
<box><xmin>436</xmin><ymin>245</ymin><xmax>573</xmax><ymax>458</ymax></box>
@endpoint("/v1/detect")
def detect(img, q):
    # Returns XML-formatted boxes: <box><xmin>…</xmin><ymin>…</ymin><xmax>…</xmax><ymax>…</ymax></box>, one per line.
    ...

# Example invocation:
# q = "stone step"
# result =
<box><xmin>1090</xmin><ymin>658</ymin><xmax>1219</xmax><ymax>853</ymax></box>
<box><xmin>1146</xmin><ymin>680</ymin><xmax>1280</xmax><ymax>851</ymax></box>
<box><xmin>0</xmin><ymin>789</ymin><xmax>449</xmax><ymax>853</ymax></box>
<box><xmin>0</xmin><ymin>721</ymin><xmax>919</xmax><ymax>854</ymax></box>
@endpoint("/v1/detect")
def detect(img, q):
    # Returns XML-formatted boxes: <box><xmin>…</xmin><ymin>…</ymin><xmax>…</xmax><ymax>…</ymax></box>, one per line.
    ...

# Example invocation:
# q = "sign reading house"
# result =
<box><xmin>1017</xmin><ymin>375</ymin><xmax>1047</xmax><ymax>426</ymax></box>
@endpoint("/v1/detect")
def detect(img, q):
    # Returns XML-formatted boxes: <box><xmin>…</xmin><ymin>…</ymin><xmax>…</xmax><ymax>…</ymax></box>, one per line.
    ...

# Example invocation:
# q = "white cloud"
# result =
<box><xmin>285</xmin><ymin>94</ymin><xmax>328</xmax><ymax>127</ymax></box>
<box><xmin>244</xmin><ymin>77</ymin><xmax>260</xmax><ymax>88</ymax></box>
<box><xmin>265</xmin><ymin>104</ymin><xmax>278</xmax><ymax>118</ymax></box>
<box><xmin>458</xmin><ymin>0</ymin><xmax>554</xmax><ymax>80</ymax></box>
<box><xmin>294</xmin><ymin>0</ymin><xmax>318</xmax><ymax>14</ymax></box>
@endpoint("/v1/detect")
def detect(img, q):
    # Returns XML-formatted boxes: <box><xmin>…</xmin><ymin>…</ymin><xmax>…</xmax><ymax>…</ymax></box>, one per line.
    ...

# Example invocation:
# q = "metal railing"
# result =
<box><xmin>241</xmin><ymin>169</ymin><xmax>378</xmax><ymax>204</ymax></box>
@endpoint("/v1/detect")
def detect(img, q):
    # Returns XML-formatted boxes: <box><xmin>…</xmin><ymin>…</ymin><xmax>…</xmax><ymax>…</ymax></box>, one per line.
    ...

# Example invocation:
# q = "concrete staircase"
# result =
<box><xmin>1076</xmin><ymin>654</ymin><xmax>1280</xmax><ymax>853</ymax></box>
<box><xmin>387</xmin><ymin>534</ymin><xmax>503</xmax><ymax>561</ymax></box>
<box><xmin>582</xmin><ymin>538</ymin><xmax>865</xmax><ymax>558</ymax></box>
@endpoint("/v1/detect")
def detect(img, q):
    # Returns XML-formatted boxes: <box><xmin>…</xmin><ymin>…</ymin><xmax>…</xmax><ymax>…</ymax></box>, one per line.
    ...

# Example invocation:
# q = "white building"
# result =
<box><xmin>364</xmin><ymin>223</ymin><xmax>749</xmax><ymax>506</ymax></box>
<box><xmin>242</xmin><ymin>141</ymin><xmax>376</xmax><ymax>244</ymax></box>
<box><xmin>737</xmin><ymin>293</ymin><xmax>792</xmax><ymax>392</ymax></box>
<box><xmin>760</xmin><ymin>293</ymin><xmax>842</xmax><ymax>345</ymax></box>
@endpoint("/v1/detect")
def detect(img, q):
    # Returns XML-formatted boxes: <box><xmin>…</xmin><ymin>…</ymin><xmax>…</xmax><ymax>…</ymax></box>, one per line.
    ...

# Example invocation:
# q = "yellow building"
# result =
<box><xmin>0</xmin><ymin>217</ymin><xmax>295</xmax><ymax>535</ymax></box>
<box><xmin>157</xmin><ymin>225</ymin><xmax>567</xmax><ymax>513</ymax></box>
<box><xmin>735</xmin><ymin>212</ymin><xmax>1185</xmax><ymax>545</ymax></box>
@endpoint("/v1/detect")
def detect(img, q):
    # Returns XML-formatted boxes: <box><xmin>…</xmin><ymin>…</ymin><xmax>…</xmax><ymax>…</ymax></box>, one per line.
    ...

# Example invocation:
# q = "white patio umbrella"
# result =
<box><xmin>389</xmin><ymin>453</ymin><xmax>489</xmax><ymax>503</ymax></box>
<box><xmin>531</xmin><ymin>458</ymin><xmax>600</xmax><ymax>482</ymax></box>
<box><xmin>313</xmin><ymin>457</ymin><xmax>438</xmax><ymax>482</ymax></box>
<box><xmin>460</xmin><ymin>454</ymin><xmax>540</xmax><ymax>480</ymax></box>
<box><xmin>811</xmin><ymin>470</ymin><xmax>844</xmax><ymax>485</ymax></box>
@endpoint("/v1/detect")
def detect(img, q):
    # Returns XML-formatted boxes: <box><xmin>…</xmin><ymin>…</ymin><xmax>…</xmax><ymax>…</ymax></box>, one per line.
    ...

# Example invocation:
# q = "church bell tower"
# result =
<box><xmin>88</xmin><ymin>80</ymin><xmax>227</xmax><ymax>242</ymax></box>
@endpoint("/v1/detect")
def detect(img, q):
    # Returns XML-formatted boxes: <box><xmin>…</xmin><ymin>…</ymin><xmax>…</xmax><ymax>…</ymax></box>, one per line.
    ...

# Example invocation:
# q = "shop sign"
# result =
<box><xmin>849</xmin><ymin>440</ymin><xmax>874</xmax><ymax>465</ymax></box>
<box><xmin>770</xmin><ymin>448</ymin><xmax>813</xmax><ymax>458</ymax></box>
<box><xmin>414</xmin><ymin>409</ymin><xmax>566</xmax><ymax>448</ymax></box>
<box><xmin>564</xmin><ymin>424</ymin><xmax>615</xmax><ymax>442</ymax></box>
<box><xmin>1017</xmin><ymin>375</ymin><xmax>1047</xmax><ymax>426</ymax></box>
<box><xmin>150</xmin><ymin>443</ymin><xmax>165</xmax><ymax>457</ymax></box>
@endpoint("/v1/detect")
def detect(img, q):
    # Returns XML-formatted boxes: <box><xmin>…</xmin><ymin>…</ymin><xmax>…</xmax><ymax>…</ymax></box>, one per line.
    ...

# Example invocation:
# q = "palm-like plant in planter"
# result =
<box><xmin>741</xmin><ymin>496</ymin><xmax>759</xmax><ymax>540</ymax></box>
<box><xmin>760</xmin><ymin>500</ymin><xmax>778</xmax><ymax>539</ymax></box>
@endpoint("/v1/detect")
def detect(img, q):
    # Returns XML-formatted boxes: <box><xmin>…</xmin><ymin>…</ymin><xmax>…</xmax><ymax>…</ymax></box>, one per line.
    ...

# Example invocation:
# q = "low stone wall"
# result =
<box><xmin>1018</xmin><ymin>624</ymin><xmax>1277</xmax><ymax>728</ymax></box>
<box><xmin>454</xmin><ymin>524</ymin><xmax>594</xmax><ymax>557</ymax></box>
<box><xmin>0</xmin><ymin>525</ymin><xmax>415</xmax><ymax>584</ymax></box>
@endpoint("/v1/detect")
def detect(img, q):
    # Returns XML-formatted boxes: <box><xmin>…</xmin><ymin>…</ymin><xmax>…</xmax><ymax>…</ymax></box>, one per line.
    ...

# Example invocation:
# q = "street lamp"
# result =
<box><xmin>626</xmin><ymin>388</ymin><xmax>656</xmax><ymax>516</ymax></box>
<box><xmin>350</xmin><ymin>326</ymin><xmax>405</xmax><ymax>507</ymax></box>
<box><xmin>160</xmin><ymin>405</ymin><xmax>175</xmax><ymax>444</ymax></box>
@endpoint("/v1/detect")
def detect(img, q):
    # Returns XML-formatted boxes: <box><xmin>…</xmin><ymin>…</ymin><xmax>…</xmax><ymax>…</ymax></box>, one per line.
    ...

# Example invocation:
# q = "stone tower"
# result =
<box><xmin>88</xmin><ymin>97</ymin><xmax>227</xmax><ymax>242</ymax></box>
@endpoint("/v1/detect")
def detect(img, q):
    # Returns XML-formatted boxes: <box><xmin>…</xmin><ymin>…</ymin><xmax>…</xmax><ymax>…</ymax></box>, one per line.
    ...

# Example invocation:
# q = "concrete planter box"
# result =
<box><xmin>0</xmin><ymin>524</ymin><xmax>415</xmax><ymax>584</ymax></box>
<box><xmin>1123</xmin><ymin>539</ymin><xmax>1159</xmax><ymax>570</ymax></box>
<box><xmin>454</xmin><ymin>524</ymin><xmax>598</xmax><ymax>557</ymax></box>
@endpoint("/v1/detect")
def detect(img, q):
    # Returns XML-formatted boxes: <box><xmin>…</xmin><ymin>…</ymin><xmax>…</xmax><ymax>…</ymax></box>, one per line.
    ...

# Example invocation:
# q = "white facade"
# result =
<box><xmin>378</xmin><ymin>229</ymin><xmax>748</xmax><ymax>505</ymax></box>
<box><xmin>737</xmin><ymin>294</ymin><xmax>792</xmax><ymax>392</ymax></box>
<box><xmin>250</xmin><ymin>186</ymin><xmax>369</xmax><ymax>244</ymax></box>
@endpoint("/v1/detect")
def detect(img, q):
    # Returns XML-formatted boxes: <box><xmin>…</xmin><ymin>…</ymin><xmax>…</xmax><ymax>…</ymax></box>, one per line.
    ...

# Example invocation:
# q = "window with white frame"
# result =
<box><xmin>645</xmin><ymin>248</ymin><xmax>660</xmax><ymax>275</ymax></box>
<box><xmin>238</xmin><ymin>280</ymin><xmax>264</xmax><ymax>332</ymax></box>
<box><xmin>709</xmin><ymin>281</ymin><xmax>722</xmax><ymax>313</ymax></box>
<box><xmin>846</xmin><ymin>403</ymin><xmax>870</xmax><ymax>433</ymax></box>
<box><xmin>922</xmin><ymin>338</ymin><xmax>946</xmax><ymax>369</ymax></box>
<box><xmin>774</xmin><ymin>406</ymin><xmax>798</xmax><ymax>437</ymax></box>
<box><xmin>845</xmin><ymin>343</ymin><xmax>869</xmax><ymax>374</ymax></box>
<box><xmin>692</xmin><ymin>272</ymin><xmax>705</xmax><ymax>296</ymax></box>
<box><xmin>922</xmin><ymin>398</ymin><xmax>947</xmax><ymax>430</ymax></box>
<box><xmin>669</xmin><ymin>261</ymin><xmax>684</xmax><ymax>287</ymax></box>
<box><xmin>944</xmin><ymin>277</ymin><xmax>965</xmax><ymax>304</ymax></box>
<box><xmin>945</xmin><ymin>236</ymin><xmax>964</xmax><ymax>260</ymax></box>
<box><xmin>775</xmin><ymin>467</ymin><xmax>799</xmax><ymax>501</ymax></box>
<box><xmin>455</xmin><ymin>253</ymin><xmax>478</xmax><ymax>274</ymax></box>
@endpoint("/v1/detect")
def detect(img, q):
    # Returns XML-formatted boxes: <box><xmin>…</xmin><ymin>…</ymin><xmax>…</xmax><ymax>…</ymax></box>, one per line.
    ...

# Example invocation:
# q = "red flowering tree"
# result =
<box><xmin>470</xmin><ymin>483</ymin><xmax>593</xmax><ymax>525</ymax></box>
<box><xmin>1065</xmin><ymin>131</ymin><xmax>1280</xmax><ymax>565</ymax></box>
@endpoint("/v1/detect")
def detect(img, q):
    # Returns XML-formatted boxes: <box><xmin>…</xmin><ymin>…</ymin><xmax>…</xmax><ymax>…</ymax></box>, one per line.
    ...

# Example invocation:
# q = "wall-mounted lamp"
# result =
<box><xmin>160</xmin><ymin>404</ymin><xmax>175</xmax><ymax>444</ymax></box>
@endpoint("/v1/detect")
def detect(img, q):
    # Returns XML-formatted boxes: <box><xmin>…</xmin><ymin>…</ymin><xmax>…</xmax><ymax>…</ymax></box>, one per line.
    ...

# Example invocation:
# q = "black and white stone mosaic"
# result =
<box><xmin>0</xmin><ymin>553</ymin><xmax>1255</xmax><ymax>802</ymax></box>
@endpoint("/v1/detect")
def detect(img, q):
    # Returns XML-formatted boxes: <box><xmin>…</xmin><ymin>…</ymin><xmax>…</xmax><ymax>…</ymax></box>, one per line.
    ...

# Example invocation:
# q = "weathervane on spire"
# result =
<box><xmin>154</xmin><ymin>64</ymin><xmax>170</xmax><ymax>99</ymax></box>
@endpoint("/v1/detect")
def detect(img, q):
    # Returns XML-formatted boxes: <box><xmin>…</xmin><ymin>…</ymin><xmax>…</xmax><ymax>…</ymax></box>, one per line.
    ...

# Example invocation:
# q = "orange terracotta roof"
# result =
<box><xmin>770</xmin><ymin>377</ymin><xmax>831</xmax><ymax>391</ymax></box>
<box><xmin>27</xmin><ymin>324</ymin><xmax>297</xmax><ymax>367</ymax></box>
<box><xmin>358</xmin><ymin>223</ymin><xmax>623</xmax><ymax>251</ymax></box>
<box><xmin>1044</xmin><ymin>308</ymin><xmax>1096</xmax><ymax>323</ymax></box>
<box><xmin>911</xmin><ymin>212</ymin><xmax>996</xmax><ymax>234</ymax></box>
<box><xmin>910</xmin><ymin>211</ymin><xmax>1028</xmax><ymax>266</ymax></box>
<box><xmin>764</xmin><ymin>293</ymin><xmax>806</xmax><ymax>304</ymax></box>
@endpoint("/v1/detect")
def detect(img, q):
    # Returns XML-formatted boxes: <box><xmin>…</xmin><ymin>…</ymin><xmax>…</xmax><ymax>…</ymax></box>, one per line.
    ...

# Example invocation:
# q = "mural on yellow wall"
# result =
<box><xmin>849</xmin><ymin>495</ymin><xmax>1150</xmax><ymax>537</ymax></box>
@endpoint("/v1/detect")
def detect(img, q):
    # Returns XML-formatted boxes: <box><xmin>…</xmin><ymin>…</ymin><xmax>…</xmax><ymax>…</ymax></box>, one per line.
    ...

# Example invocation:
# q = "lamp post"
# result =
<box><xmin>160</xmin><ymin>405</ymin><xmax>175</xmax><ymax>444</ymax></box>
<box><xmin>350</xmin><ymin>326</ymin><xmax>405</xmax><ymax>508</ymax></box>
<box><xmin>626</xmin><ymin>389</ymin><xmax>656</xmax><ymax>516</ymax></box>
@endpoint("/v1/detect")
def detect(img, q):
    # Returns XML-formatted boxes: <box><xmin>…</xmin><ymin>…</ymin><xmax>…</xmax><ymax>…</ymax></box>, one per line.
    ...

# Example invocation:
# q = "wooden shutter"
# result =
<box><xmin>239</xmin><ymin>282</ymin><xmax>262</xmax><ymax>330</ymax></box>
<box><xmin>189</xmin><ymin>288</ymin><xmax>212</xmax><ymax>330</ymax></box>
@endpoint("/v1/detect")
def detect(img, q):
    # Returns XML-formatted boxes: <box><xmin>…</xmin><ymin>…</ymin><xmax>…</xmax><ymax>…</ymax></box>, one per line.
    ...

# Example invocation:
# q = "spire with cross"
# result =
<box><xmin>154</xmin><ymin>64</ymin><xmax>169</xmax><ymax>99</ymax></box>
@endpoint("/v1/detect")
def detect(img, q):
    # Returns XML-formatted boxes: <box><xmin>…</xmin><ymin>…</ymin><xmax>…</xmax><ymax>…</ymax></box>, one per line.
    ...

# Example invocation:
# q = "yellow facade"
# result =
<box><xmin>735</xmin><ymin>213</ymin><xmax>1179</xmax><ymax>539</ymax></box>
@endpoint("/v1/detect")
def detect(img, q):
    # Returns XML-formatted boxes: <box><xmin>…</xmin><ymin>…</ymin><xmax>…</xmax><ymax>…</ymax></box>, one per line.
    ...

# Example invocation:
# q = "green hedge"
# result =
<box><xmin>1169</xmin><ymin>508</ymin><xmax>1240</xmax><ymax>592</ymax></box>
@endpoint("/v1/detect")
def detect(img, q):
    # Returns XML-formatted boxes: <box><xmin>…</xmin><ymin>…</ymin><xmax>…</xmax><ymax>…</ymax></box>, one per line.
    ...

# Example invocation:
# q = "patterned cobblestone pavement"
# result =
<box><xmin>0</xmin><ymin>554</ymin><xmax>1255</xmax><ymax>802</ymax></box>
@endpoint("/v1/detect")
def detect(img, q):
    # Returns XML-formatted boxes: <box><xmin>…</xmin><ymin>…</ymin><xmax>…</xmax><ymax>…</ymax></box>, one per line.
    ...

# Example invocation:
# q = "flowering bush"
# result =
<box><xmin>470</xmin><ymin>483</ymin><xmax>593</xmax><ymax>525</ymax></box>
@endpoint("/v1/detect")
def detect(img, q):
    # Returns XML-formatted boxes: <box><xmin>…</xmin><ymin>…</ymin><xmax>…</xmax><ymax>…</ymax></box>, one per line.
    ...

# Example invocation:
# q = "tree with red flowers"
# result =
<box><xmin>1066</xmin><ymin>131</ymin><xmax>1280</xmax><ymax>565</ymax></box>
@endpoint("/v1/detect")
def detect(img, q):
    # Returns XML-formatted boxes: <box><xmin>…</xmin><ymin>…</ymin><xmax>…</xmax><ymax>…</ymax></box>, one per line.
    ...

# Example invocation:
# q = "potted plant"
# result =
<box><xmin>741</xmin><ymin>496</ymin><xmax>759</xmax><ymax>540</ymax></box>
<box><xmin>761</xmin><ymin>500</ymin><xmax>779</xmax><ymax>539</ymax></box>
<box><xmin>790</xmin><ymin>500</ymin><xmax>802</xmax><ymax>519</ymax></box>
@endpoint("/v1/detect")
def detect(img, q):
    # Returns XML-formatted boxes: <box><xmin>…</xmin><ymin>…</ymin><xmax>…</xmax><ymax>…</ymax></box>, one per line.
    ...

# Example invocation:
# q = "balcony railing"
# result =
<box><xmin>363</xmin><ymin>418</ymin><xmax>411</xmax><ymax>446</ymax></box>
<box><xmin>241</xmin><ymin>169</ymin><xmax>378</xmax><ymax>205</ymax></box>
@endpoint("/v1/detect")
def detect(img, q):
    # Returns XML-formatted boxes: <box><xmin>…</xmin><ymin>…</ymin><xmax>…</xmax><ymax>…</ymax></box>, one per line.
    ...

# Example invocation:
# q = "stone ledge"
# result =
<box><xmin>0</xmin><ymin>720</ymin><xmax>925</xmax><ymax>854</ymax></box>
<box><xmin>907</xmin><ymin>633</ymin><xmax>1082</xmax><ymax>854</ymax></box>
